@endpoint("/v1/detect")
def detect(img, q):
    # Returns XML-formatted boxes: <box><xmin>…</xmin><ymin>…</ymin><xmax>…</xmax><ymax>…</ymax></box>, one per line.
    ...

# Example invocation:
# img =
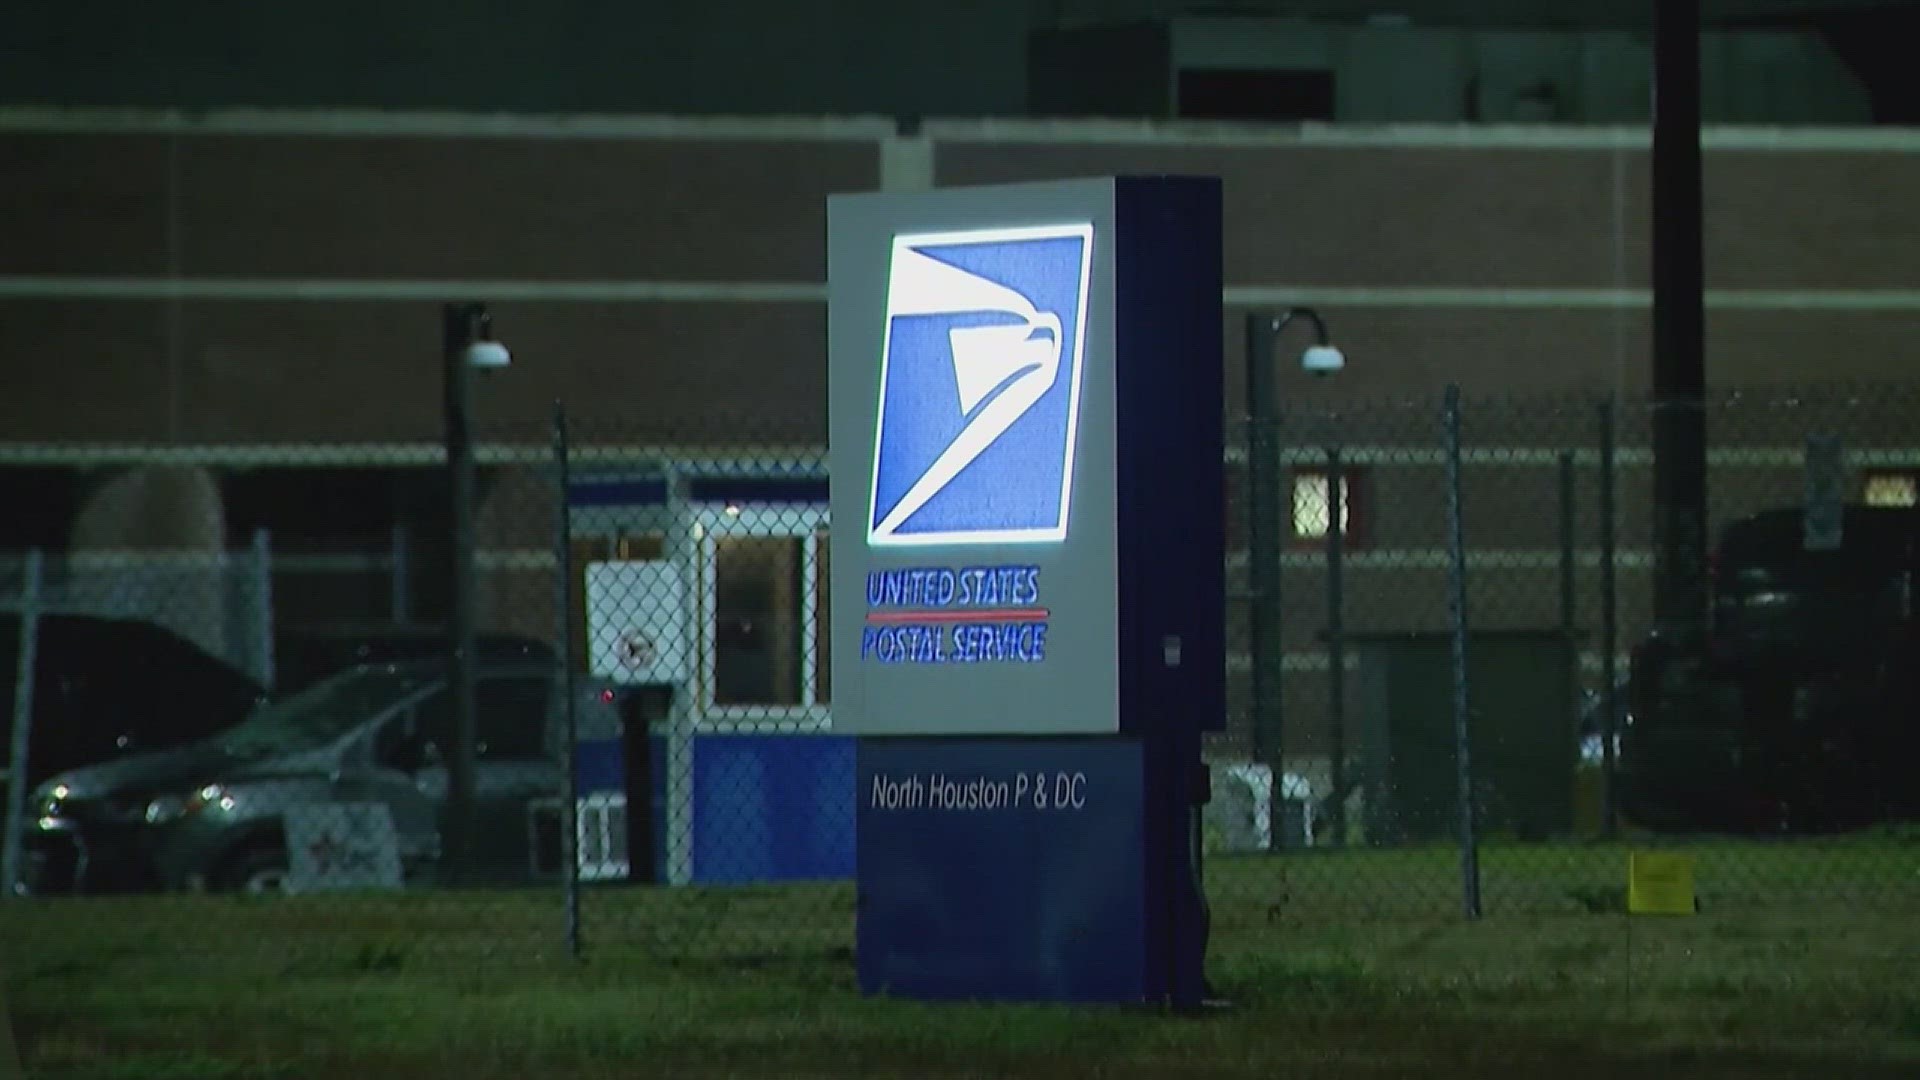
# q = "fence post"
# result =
<box><xmin>250</xmin><ymin>528</ymin><xmax>276</xmax><ymax>692</ymax></box>
<box><xmin>1558</xmin><ymin>450</ymin><xmax>1580</xmax><ymax>829</ymax></box>
<box><xmin>1324</xmin><ymin>444</ymin><xmax>1347</xmax><ymax>846</ymax></box>
<box><xmin>1598</xmin><ymin>399</ymin><xmax>1621</xmax><ymax>838</ymax></box>
<box><xmin>390</xmin><ymin>522</ymin><xmax>412</xmax><ymax>624</ymax></box>
<box><xmin>1803</xmin><ymin>434</ymin><xmax>1845</xmax><ymax>551</ymax></box>
<box><xmin>1558</xmin><ymin>451</ymin><xmax>1577</xmax><ymax>638</ymax></box>
<box><xmin>3</xmin><ymin>549</ymin><xmax>46</xmax><ymax>898</ymax></box>
<box><xmin>663</xmin><ymin>465</ymin><xmax>697</xmax><ymax>888</ymax></box>
<box><xmin>552</xmin><ymin>402</ymin><xmax>582</xmax><ymax>960</ymax></box>
<box><xmin>1442</xmin><ymin>387</ymin><xmax>1482</xmax><ymax>920</ymax></box>
<box><xmin>1243</xmin><ymin>315</ymin><xmax>1285</xmax><ymax>780</ymax></box>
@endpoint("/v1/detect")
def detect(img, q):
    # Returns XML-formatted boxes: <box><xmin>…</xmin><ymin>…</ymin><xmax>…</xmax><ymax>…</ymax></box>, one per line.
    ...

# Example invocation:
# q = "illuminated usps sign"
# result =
<box><xmin>829</xmin><ymin>176</ymin><xmax>1220</xmax><ymax>739</ymax></box>
<box><xmin>869</xmin><ymin>224</ymin><xmax>1094</xmax><ymax>547</ymax></box>
<box><xmin>832</xmin><ymin>176</ymin><xmax>1223</xmax><ymax>1008</ymax></box>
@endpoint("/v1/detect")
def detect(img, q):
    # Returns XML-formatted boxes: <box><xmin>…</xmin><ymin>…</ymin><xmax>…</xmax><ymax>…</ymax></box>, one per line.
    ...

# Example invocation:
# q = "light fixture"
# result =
<box><xmin>466</xmin><ymin>340</ymin><xmax>511</xmax><ymax>369</ymax></box>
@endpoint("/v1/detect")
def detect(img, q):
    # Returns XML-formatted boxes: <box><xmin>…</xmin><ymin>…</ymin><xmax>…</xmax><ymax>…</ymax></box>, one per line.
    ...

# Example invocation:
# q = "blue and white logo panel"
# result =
<box><xmin>868</xmin><ymin>223</ymin><xmax>1095</xmax><ymax>547</ymax></box>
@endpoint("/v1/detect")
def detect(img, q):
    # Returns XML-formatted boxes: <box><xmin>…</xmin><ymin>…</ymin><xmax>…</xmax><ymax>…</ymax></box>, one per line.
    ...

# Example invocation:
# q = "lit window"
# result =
<box><xmin>1291</xmin><ymin>471</ymin><xmax>1352</xmax><ymax>540</ymax></box>
<box><xmin>1863</xmin><ymin>473</ymin><xmax>1917</xmax><ymax>509</ymax></box>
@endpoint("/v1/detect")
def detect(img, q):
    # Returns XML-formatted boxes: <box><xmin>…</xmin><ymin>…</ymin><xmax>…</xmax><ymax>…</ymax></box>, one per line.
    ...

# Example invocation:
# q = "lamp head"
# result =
<box><xmin>463</xmin><ymin>308</ymin><xmax>510</xmax><ymax>369</ymax></box>
<box><xmin>1301</xmin><ymin>344</ymin><xmax>1345</xmax><ymax>377</ymax></box>
<box><xmin>465</xmin><ymin>340</ymin><xmax>511</xmax><ymax>369</ymax></box>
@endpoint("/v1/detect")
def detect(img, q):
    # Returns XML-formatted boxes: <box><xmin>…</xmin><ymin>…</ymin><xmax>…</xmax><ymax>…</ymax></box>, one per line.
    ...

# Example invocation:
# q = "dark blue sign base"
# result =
<box><xmin>856</xmin><ymin>736</ymin><xmax>1204</xmax><ymax>1006</ymax></box>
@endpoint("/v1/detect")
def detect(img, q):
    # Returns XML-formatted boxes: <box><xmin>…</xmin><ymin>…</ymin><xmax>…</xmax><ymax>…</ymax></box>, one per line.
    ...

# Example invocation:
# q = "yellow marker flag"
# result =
<box><xmin>1628</xmin><ymin>850</ymin><xmax>1697</xmax><ymax>915</ymax></box>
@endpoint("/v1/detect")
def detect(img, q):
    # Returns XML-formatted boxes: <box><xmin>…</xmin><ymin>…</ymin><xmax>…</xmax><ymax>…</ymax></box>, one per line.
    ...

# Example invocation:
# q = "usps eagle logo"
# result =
<box><xmin>867</xmin><ymin>224</ymin><xmax>1094</xmax><ymax>547</ymax></box>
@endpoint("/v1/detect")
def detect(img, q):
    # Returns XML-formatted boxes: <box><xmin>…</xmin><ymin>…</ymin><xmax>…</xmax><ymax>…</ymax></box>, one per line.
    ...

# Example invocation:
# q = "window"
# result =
<box><xmin>1863</xmin><ymin>473</ymin><xmax>1918</xmax><ymax>508</ymax></box>
<box><xmin>712</xmin><ymin>536</ymin><xmax>805</xmax><ymax>708</ymax></box>
<box><xmin>1290</xmin><ymin>470</ymin><xmax>1358</xmax><ymax>543</ymax></box>
<box><xmin>692</xmin><ymin>501</ymin><xmax>828</xmax><ymax>726</ymax></box>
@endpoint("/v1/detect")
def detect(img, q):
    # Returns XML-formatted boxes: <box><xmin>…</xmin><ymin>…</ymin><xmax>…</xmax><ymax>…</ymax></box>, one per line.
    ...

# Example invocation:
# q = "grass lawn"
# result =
<box><xmin>4</xmin><ymin>839</ymin><xmax>1917</xmax><ymax>1078</ymax></box>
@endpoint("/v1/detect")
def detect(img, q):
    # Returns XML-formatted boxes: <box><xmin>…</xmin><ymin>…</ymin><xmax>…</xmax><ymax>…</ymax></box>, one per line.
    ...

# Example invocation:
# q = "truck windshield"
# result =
<box><xmin>212</xmin><ymin>669</ymin><xmax>435</xmax><ymax>758</ymax></box>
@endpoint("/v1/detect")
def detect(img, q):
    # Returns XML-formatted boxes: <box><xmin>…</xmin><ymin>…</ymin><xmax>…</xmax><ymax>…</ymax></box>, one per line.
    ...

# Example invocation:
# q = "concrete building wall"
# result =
<box><xmin>3</xmin><ymin>112</ymin><xmax>1919</xmax><ymax>450</ymax></box>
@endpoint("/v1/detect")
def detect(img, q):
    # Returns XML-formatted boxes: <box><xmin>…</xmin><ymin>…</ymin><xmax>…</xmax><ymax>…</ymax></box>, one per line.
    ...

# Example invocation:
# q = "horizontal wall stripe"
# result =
<box><xmin>0</xmin><ymin>109</ymin><xmax>897</xmax><ymax>141</ymax></box>
<box><xmin>86</xmin><ymin>546</ymin><xmax>1659</xmax><ymax>575</ymax></box>
<box><xmin>39</xmin><ymin>545</ymin><xmax>1669</xmax><ymax>575</ymax></box>
<box><xmin>3</xmin><ymin>442</ymin><xmax>1917</xmax><ymax>472</ymax></box>
<box><xmin>50</xmin><ymin>548</ymin><xmax>559</xmax><ymax>572</ymax></box>
<box><xmin>0</xmin><ymin>444</ymin><xmax>826</xmax><ymax>469</ymax></box>
<box><xmin>1273</xmin><ymin>447</ymin><xmax>1920</xmax><ymax>469</ymax></box>
<box><xmin>1224</xmin><ymin>650</ymin><xmax>1634</xmax><ymax>675</ymax></box>
<box><xmin>1228</xmin><ymin>548</ymin><xmax>1660</xmax><ymax>571</ymax></box>
<box><xmin>1231</xmin><ymin>287</ymin><xmax>1920</xmax><ymax>312</ymax></box>
<box><xmin>0</xmin><ymin>277</ymin><xmax>824</xmax><ymax>303</ymax></box>
<box><xmin>10</xmin><ymin>276</ymin><xmax>1920</xmax><ymax>311</ymax></box>
<box><xmin>8</xmin><ymin>109</ymin><xmax>1920</xmax><ymax>153</ymax></box>
<box><xmin>923</xmin><ymin>119</ymin><xmax>1920</xmax><ymax>153</ymax></box>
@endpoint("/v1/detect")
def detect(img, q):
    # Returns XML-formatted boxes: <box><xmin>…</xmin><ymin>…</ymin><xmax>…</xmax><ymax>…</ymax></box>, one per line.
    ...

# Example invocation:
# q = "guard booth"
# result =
<box><xmin>568</xmin><ymin>463</ymin><xmax>853</xmax><ymax>887</ymax></box>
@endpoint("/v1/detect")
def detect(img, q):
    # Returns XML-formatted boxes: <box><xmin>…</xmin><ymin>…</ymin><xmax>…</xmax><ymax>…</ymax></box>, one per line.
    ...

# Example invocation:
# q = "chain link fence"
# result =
<box><xmin>1225</xmin><ymin>383</ymin><xmax>1920</xmax><ymax>926</ymax></box>
<box><xmin>3</xmin><ymin>382</ymin><xmax>1918</xmax><ymax>1060</ymax></box>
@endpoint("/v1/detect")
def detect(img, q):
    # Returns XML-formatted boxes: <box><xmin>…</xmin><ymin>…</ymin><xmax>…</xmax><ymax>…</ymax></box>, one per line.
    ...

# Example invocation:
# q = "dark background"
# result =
<box><xmin>4</xmin><ymin>1</ymin><xmax>1915</xmax><ymax>122</ymax></box>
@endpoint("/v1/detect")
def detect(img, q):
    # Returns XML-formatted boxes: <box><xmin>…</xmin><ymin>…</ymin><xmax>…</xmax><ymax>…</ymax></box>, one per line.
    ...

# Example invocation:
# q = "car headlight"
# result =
<box><xmin>146</xmin><ymin>784</ymin><xmax>228</xmax><ymax>825</ymax></box>
<box><xmin>35</xmin><ymin>784</ymin><xmax>67</xmax><ymax>816</ymax></box>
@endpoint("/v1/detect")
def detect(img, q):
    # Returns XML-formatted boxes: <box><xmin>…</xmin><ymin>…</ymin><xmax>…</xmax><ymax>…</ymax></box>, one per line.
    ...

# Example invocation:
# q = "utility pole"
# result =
<box><xmin>1651</xmin><ymin>0</ymin><xmax>1709</xmax><ymax>634</ymax></box>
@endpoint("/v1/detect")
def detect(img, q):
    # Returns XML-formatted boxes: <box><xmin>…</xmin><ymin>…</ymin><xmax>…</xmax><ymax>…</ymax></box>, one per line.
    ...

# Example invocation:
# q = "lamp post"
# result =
<box><xmin>442</xmin><ymin>302</ymin><xmax>510</xmax><ymax>881</ymax></box>
<box><xmin>1244</xmin><ymin>308</ymin><xmax>1344</xmax><ymax>845</ymax></box>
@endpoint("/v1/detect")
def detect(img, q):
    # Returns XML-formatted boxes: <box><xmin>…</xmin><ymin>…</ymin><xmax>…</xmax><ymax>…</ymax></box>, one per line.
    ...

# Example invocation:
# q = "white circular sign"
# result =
<box><xmin>619</xmin><ymin>631</ymin><xmax>657</xmax><ymax>670</ymax></box>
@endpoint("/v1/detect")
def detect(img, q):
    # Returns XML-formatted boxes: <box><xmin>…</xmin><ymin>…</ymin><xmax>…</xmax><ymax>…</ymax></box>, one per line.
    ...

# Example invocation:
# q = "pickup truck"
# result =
<box><xmin>1619</xmin><ymin>503</ymin><xmax>1919</xmax><ymax>834</ymax></box>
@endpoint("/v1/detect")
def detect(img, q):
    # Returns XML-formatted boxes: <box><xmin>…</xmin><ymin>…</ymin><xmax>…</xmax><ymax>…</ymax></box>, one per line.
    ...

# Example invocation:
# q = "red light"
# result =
<box><xmin>600</xmin><ymin>689</ymin><xmax>616</xmax><ymax>703</ymax></box>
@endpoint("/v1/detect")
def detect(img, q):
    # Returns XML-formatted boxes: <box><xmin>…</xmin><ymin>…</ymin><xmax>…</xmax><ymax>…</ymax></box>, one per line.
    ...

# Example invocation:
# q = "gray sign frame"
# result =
<box><xmin>828</xmin><ymin>179</ymin><xmax>1122</xmax><ymax>736</ymax></box>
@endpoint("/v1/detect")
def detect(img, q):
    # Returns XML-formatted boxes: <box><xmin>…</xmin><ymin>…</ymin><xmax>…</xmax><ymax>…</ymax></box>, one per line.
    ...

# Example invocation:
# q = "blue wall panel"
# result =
<box><xmin>639</xmin><ymin>733</ymin><xmax>856</xmax><ymax>885</ymax></box>
<box><xmin>696</xmin><ymin>735</ymin><xmax>857</xmax><ymax>883</ymax></box>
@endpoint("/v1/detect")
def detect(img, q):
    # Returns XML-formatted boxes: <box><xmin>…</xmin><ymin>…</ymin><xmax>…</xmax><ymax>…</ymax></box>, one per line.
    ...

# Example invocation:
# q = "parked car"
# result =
<box><xmin>21</xmin><ymin>659</ymin><xmax>621</xmax><ymax>895</ymax></box>
<box><xmin>2</xmin><ymin>613</ymin><xmax>267</xmax><ymax>793</ymax></box>
<box><xmin>1619</xmin><ymin>503</ymin><xmax>1920</xmax><ymax>834</ymax></box>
